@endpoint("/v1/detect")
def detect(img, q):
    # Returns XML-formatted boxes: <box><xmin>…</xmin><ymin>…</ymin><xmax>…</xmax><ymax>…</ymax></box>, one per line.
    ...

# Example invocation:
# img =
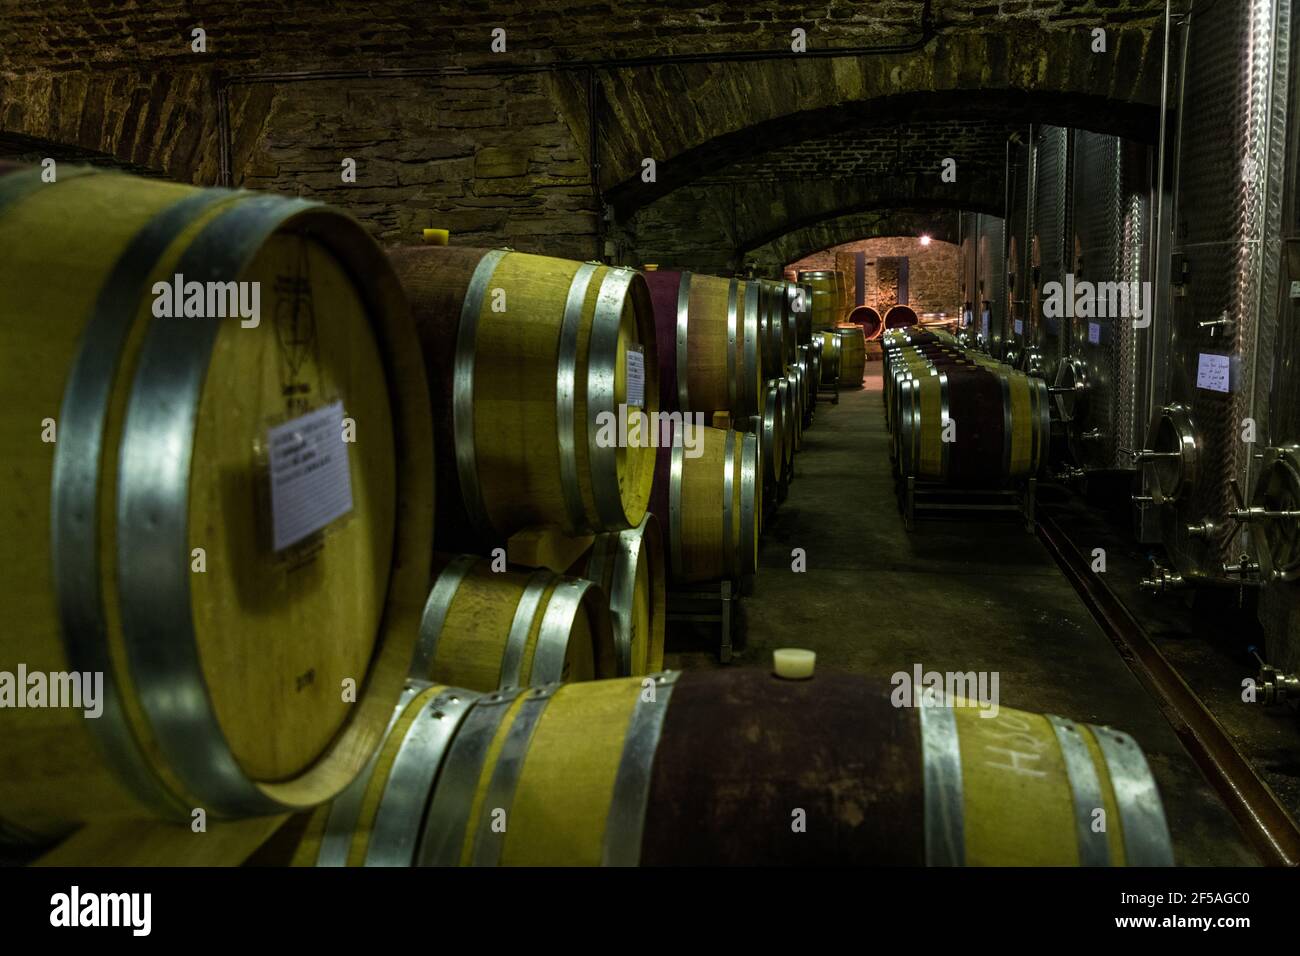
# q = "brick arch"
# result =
<box><xmin>748</xmin><ymin>207</ymin><xmax>961</xmax><ymax>275</ymax></box>
<box><xmin>734</xmin><ymin>176</ymin><xmax>1000</xmax><ymax>255</ymax></box>
<box><xmin>591</xmin><ymin>25</ymin><xmax>1163</xmax><ymax>214</ymax></box>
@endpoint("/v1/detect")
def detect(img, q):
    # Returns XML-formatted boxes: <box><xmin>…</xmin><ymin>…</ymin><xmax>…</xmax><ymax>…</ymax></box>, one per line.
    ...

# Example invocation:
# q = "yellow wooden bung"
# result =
<box><xmin>773</xmin><ymin>649</ymin><xmax>815</xmax><ymax>679</ymax></box>
<box><xmin>0</xmin><ymin>165</ymin><xmax>433</xmax><ymax>838</ymax></box>
<box><xmin>422</xmin><ymin>228</ymin><xmax>450</xmax><ymax>245</ymax></box>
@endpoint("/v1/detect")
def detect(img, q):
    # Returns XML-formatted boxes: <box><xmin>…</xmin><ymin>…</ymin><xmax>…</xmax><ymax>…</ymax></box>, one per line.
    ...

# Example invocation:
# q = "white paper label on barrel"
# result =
<box><xmin>626</xmin><ymin>346</ymin><xmax>646</xmax><ymax>409</ymax></box>
<box><xmin>1088</xmin><ymin>322</ymin><xmax>1101</xmax><ymax>344</ymax></box>
<box><xmin>1014</xmin><ymin>319</ymin><xmax>1024</xmax><ymax>335</ymax></box>
<box><xmin>981</xmin><ymin>311</ymin><xmax>990</xmax><ymax>340</ymax></box>
<box><xmin>267</xmin><ymin>401</ymin><xmax>354</xmax><ymax>551</ymax></box>
<box><xmin>1195</xmin><ymin>352</ymin><xmax>1231</xmax><ymax>393</ymax></box>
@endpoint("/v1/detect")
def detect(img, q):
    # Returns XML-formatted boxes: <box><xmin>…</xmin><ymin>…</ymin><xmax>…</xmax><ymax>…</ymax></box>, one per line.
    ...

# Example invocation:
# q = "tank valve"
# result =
<box><xmin>1198</xmin><ymin>312</ymin><xmax>1235</xmax><ymax>337</ymax></box>
<box><xmin>1139</xmin><ymin>559</ymin><xmax>1185</xmax><ymax>593</ymax></box>
<box><xmin>1228</xmin><ymin>478</ymin><xmax>1300</xmax><ymax>526</ymax></box>
<box><xmin>1252</xmin><ymin>652</ymin><xmax>1300</xmax><ymax>707</ymax></box>
<box><xmin>1123</xmin><ymin>448</ymin><xmax>1182</xmax><ymax>464</ymax></box>
<box><xmin>1186</xmin><ymin>518</ymin><xmax>1216</xmax><ymax>539</ymax></box>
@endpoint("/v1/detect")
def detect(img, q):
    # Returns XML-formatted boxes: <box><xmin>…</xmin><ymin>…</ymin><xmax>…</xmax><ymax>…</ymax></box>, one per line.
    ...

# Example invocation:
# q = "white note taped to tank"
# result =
<box><xmin>626</xmin><ymin>346</ymin><xmax>646</xmax><ymax>409</ymax></box>
<box><xmin>267</xmin><ymin>401</ymin><xmax>354</xmax><ymax>551</ymax></box>
<box><xmin>1014</xmin><ymin>319</ymin><xmax>1024</xmax><ymax>335</ymax></box>
<box><xmin>1088</xmin><ymin>322</ymin><xmax>1101</xmax><ymax>344</ymax></box>
<box><xmin>1196</xmin><ymin>352</ymin><xmax>1231</xmax><ymax>393</ymax></box>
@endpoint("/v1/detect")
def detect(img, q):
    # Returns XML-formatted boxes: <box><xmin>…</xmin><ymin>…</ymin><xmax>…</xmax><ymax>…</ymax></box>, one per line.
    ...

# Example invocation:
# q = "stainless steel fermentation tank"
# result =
<box><xmin>960</xmin><ymin>213</ymin><xmax>977</xmax><ymax>335</ymax></box>
<box><xmin>1254</xmin><ymin>0</ymin><xmax>1300</xmax><ymax>675</ymax></box>
<box><xmin>1135</xmin><ymin>0</ymin><xmax>1292</xmax><ymax>595</ymax></box>
<box><xmin>1028</xmin><ymin>125</ymin><xmax>1072</xmax><ymax>382</ymax></box>
<box><xmin>1053</xmin><ymin>131</ymin><xmax>1155</xmax><ymax>473</ymax></box>
<box><xmin>1004</xmin><ymin>138</ymin><xmax>1034</xmax><ymax>367</ymax></box>
<box><xmin>959</xmin><ymin>212</ymin><xmax>1006</xmax><ymax>351</ymax></box>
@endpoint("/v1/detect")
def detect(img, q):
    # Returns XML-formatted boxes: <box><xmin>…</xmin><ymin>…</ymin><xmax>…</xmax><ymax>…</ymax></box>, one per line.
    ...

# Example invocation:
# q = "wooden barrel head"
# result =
<box><xmin>0</xmin><ymin>169</ymin><xmax>433</xmax><ymax>829</ymax></box>
<box><xmin>643</xmin><ymin>269</ymin><xmax>685</xmax><ymax>413</ymax></box>
<box><xmin>847</xmin><ymin>305</ymin><xmax>883</xmax><ymax>340</ymax></box>
<box><xmin>191</xmin><ymin>231</ymin><xmax>397</xmax><ymax>781</ymax></box>
<box><xmin>387</xmin><ymin>245</ymin><xmax>492</xmax><ymax>553</ymax></box>
<box><xmin>885</xmin><ymin>305</ymin><xmax>920</xmax><ymax>329</ymax></box>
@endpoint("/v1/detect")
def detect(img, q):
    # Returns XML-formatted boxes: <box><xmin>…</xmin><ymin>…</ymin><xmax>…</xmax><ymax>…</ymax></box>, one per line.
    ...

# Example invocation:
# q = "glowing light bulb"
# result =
<box><xmin>919</xmin><ymin>235</ymin><xmax>932</xmax><ymax>246</ymax></box>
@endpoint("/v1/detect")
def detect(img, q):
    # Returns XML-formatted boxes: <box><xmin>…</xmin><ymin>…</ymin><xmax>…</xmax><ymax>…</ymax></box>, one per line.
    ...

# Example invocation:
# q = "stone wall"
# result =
<box><xmin>1</xmin><ymin>1</ymin><xmax>1168</xmax><ymax>262</ymax></box>
<box><xmin>231</xmin><ymin>74</ymin><xmax>598</xmax><ymax>257</ymax></box>
<box><xmin>0</xmin><ymin>2</ymin><xmax>1170</xmax><ymax>75</ymax></box>
<box><xmin>789</xmin><ymin>235</ymin><xmax>961</xmax><ymax>316</ymax></box>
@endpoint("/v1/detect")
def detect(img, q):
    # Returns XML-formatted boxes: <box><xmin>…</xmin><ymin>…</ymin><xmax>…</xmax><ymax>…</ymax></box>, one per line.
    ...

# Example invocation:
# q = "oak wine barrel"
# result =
<box><xmin>760</xmin><ymin>379</ymin><xmax>784</xmax><ymax>486</ymax></box>
<box><xmin>818</xmin><ymin>330</ymin><xmax>842</xmax><ymax>386</ymax></box>
<box><xmin>798</xmin><ymin>269</ymin><xmax>848</xmax><ymax>330</ymax></box>
<box><xmin>896</xmin><ymin>363</ymin><xmax>1050</xmax><ymax>484</ymax></box>
<box><xmin>287</xmin><ymin>669</ymin><xmax>1174</xmax><ymax>866</ymax></box>
<box><xmin>783</xmin><ymin>281</ymin><xmax>808</xmax><ymax>354</ymax></box>
<box><xmin>758</xmin><ymin>279</ymin><xmax>787</xmax><ymax>378</ymax></box>
<box><xmin>846</xmin><ymin>305</ymin><xmax>883</xmax><ymax>341</ymax></box>
<box><xmin>388</xmin><ymin>246</ymin><xmax>659</xmax><ymax>550</ymax></box>
<box><xmin>413</xmin><ymin>555</ymin><xmax>619</xmax><ymax>692</ymax></box>
<box><xmin>885</xmin><ymin>304</ymin><xmax>920</xmax><ymax>330</ymax></box>
<box><xmin>835</xmin><ymin>324</ymin><xmax>866</xmax><ymax>389</ymax></box>
<box><xmin>794</xmin><ymin>281</ymin><xmax>814</xmax><ymax>345</ymax></box>
<box><xmin>0</xmin><ymin>165</ymin><xmax>434</xmax><ymax>837</ymax></box>
<box><xmin>789</xmin><ymin>365</ymin><xmax>805</xmax><ymax>451</ymax></box>
<box><xmin>648</xmin><ymin>424</ymin><xmax>759</xmax><ymax>585</ymax></box>
<box><xmin>642</xmin><ymin>269</ymin><xmax>762</xmax><ymax>420</ymax></box>
<box><xmin>777</xmin><ymin>376</ymin><xmax>795</xmax><ymax>471</ymax></box>
<box><xmin>570</xmin><ymin>513</ymin><xmax>666</xmax><ymax>676</ymax></box>
<box><xmin>798</xmin><ymin>349</ymin><xmax>816</xmax><ymax>426</ymax></box>
<box><xmin>806</xmin><ymin>340</ymin><xmax>823</xmax><ymax>407</ymax></box>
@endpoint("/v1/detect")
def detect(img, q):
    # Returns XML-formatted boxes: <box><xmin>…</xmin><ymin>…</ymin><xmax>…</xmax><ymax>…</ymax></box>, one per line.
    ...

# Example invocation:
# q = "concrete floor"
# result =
<box><xmin>666</xmin><ymin>365</ymin><xmax>1257</xmax><ymax>866</ymax></box>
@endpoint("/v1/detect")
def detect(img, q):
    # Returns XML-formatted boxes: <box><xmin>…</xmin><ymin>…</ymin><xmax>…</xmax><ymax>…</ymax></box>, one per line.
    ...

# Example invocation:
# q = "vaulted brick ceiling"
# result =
<box><xmin>0</xmin><ymin>1</ymin><xmax>1166</xmax><ymax>73</ymax></box>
